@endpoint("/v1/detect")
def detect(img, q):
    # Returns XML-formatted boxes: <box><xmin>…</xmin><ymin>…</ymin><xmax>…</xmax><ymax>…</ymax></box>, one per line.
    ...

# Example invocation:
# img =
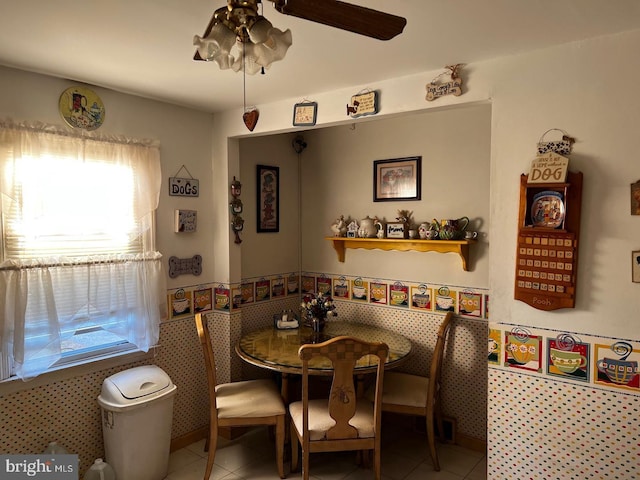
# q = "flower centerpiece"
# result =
<box><xmin>300</xmin><ymin>292</ymin><xmax>337</xmax><ymax>332</ymax></box>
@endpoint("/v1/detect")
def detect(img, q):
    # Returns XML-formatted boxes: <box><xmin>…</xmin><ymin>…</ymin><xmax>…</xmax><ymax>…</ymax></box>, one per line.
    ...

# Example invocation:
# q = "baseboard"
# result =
<box><xmin>170</xmin><ymin>427</ymin><xmax>208</xmax><ymax>452</ymax></box>
<box><xmin>170</xmin><ymin>426</ymin><xmax>251</xmax><ymax>452</ymax></box>
<box><xmin>401</xmin><ymin>414</ymin><xmax>486</xmax><ymax>454</ymax></box>
<box><xmin>455</xmin><ymin>432</ymin><xmax>487</xmax><ymax>454</ymax></box>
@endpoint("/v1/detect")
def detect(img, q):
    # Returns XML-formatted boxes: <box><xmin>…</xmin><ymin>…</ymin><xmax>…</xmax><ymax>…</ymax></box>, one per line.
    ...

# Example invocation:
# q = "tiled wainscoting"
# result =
<box><xmin>0</xmin><ymin>312</ymin><xmax>231</xmax><ymax>475</ymax></box>
<box><xmin>1</xmin><ymin>272</ymin><xmax>488</xmax><ymax>476</ymax></box>
<box><xmin>488</xmin><ymin>322</ymin><xmax>640</xmax><ymax>479</ymax></box>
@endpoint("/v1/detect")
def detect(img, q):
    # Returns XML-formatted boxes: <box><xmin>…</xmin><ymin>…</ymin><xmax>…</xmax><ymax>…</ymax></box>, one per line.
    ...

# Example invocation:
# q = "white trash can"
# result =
<box><xmin>98</xmin><ymin>365</ymin><xmax>177</xmax><ymax>480</ymax></box>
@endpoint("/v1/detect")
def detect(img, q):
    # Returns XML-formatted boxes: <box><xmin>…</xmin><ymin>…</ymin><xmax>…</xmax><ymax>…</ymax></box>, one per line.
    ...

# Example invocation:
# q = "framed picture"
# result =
<box><xmin>257</xmin><ymin>165</ymin><xmax>279</xmax><ymax>232</ymax></box>
<box><xmin>633</xmin><ymin>250</ymin><xmax>640</xmax><ymax>283</ymax></box>
<box><xmin>631</xmin><ymin>180</ymin><xmax>640</xmax><ymax>215</ymax></box>
<box><xmin>174</xmin><ymin>209</ymin><xmax>197</xmax><ymax>233</ymax></box>
<box><xmin>373</xmin><ymin>156</ymin><xmax>422</xmax><ymax>202</ymax></box>
<box><xmin>386</xmin><ymin>222</ymin><xmax>407</xmax><ymax>239</ymax></box>
<box><xmin>293</xmin><ymin>102</ymin><xmax>317</xmax><ymax>126</ymax></box>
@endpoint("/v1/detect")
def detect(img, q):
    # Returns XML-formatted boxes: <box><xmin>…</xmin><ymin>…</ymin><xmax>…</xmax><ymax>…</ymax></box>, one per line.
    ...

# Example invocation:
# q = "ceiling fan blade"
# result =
<box><xmin>271</xmin><ymin>0</ymin><xmax>406</xmax><ymax>40</ymax></box>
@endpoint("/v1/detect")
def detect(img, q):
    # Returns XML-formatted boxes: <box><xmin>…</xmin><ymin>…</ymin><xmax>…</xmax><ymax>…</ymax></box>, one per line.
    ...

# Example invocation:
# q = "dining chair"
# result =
<box><xmin>289</xmin><ymin>335</ymin><xmax>389</xmax><ymax>480</ymax></box>
<box><xmin>194</xmin><ymin>313</ymin><xmax>286</xmax><ymax>480</ymax></box>
<box><xmin>376</xmin><ymin>311</ymin><xmax>453</xmax><ymax>471</ymax></box>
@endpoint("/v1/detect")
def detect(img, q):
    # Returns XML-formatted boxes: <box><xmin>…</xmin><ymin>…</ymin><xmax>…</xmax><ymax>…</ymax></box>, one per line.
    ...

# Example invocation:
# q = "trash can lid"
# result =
<box><xmin>98</xmin><ymin>365</ymin><xmax>176</xmax><ymax>408</ymax></box>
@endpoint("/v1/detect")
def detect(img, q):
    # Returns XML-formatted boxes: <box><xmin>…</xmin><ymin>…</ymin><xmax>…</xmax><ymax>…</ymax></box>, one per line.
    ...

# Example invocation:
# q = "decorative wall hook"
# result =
<box><xmin>230</xmin><ymin>176</ymin><xmax>244</xmax><ymax>244</ymax></box>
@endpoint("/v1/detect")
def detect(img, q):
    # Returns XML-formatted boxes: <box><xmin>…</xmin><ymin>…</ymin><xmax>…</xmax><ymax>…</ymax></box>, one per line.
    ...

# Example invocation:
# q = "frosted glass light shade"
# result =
<box><xmin>195</xmin><ymin>12</ymin><xmax>292</xmax><ymax>74</ymax></box>
<box><xmin>193</xmin><ymin>22</ymin><xmax>237</xmax><ymax>70</ymax></box>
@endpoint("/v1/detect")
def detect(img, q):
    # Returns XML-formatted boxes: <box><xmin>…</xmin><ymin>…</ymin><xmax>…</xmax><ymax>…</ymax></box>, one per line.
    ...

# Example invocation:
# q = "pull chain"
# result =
<box><xmin>243</xmin><ymin>42</ymin><xmax>246</xmax><ymax>111</ymax></box>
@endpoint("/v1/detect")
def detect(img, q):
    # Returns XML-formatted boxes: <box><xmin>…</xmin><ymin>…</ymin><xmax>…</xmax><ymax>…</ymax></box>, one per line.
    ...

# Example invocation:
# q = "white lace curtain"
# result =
<box><xmin>0</xmin><ymin>120</ymin><xmax>166</xmax><ymax>380</ymax></box>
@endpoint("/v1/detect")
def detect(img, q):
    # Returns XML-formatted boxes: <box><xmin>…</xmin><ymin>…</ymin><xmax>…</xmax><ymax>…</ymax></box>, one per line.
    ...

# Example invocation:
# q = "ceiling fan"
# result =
<box><xmin>193</xmin><ymin>0</ymin><xmax>407</xmax><ymax>71</ymax></box>
<box><xmin>269</xmin><ymin>0</ymin><xmax>406</xmax><ymax>41</ymax></box>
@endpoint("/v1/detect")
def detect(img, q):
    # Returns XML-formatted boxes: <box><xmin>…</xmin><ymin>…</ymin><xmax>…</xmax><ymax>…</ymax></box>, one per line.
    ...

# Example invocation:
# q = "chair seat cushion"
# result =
<box><xmin>289</xmin><ymin>399</ymin><xmax>375</xmax><ymax>441</ymax></box>
<box><xmin>379</xmin><ymin>371</ymin><xmax>429</xmax><ymax>408</ymax></box>
<box><xmin>216</xmin><ymin>379</ymin><xmax>285</xmax><ymax>418</ymax></box>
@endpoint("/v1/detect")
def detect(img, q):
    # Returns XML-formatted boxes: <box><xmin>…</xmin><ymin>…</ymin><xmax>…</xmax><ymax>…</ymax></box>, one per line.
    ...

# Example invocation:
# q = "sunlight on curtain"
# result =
<box><xmin>0</xmin><ymin>120</ymin><xmax>166</xmax><ymax>380</ymax></box>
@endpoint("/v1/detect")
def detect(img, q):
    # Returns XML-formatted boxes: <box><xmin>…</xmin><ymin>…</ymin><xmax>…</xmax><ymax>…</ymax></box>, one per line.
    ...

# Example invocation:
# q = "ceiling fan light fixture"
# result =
<box><xmin>194</xmin><ymin>0</ymin><xmax>292</xmax><ymax>74</ymax></box>
<box><xmin>193</xmin><ymin>21</ymin><xmax>236</xmax><ymax>67</ymax></box>
<box><xmin>247</xmin><ymin>16</ymin><xmax>274</xmax><ymax>44</ymax></box>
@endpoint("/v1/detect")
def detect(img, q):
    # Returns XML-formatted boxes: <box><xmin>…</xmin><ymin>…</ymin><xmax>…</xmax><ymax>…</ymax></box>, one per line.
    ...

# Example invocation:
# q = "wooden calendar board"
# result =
<box><xmin>514</xmin><ymin>171</ymin><xmax>583</xmax><ymax>310</ymax></box>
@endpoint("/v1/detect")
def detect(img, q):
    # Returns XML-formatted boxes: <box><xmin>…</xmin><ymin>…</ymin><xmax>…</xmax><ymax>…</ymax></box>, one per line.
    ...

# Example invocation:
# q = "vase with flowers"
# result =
<box><xmin>300</xmin><ymin>292</ymin><xmax>338</xmax><ymax>332</ymax></box>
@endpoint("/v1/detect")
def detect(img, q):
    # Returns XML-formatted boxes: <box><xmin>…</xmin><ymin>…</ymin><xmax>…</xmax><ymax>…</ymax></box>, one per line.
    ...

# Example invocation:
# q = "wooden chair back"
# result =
<box><xmin>427</xmin><ymin>311</ymin><xmax>454</xmax><ymax>413</ymax></box>
<box><xmin>299</xmin><ymin>336</ymin><xmax>389</xmax><ymax>442</ymax></box>
<box><xmin>195</xmin><ymin>313</ymin><xmax>218</xmax><ymax>421</ymax></box>
<box><xmin>194</xmin><ymin>313</ymin><xmax>286</xmax><ymax>480</ymax></box>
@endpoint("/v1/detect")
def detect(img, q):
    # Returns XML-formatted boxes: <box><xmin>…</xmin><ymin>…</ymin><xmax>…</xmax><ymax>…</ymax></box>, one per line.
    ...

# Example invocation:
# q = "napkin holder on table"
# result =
<box><xmin>274</xmin><ymin>310</ymin><xmax>299</xmax><ymax>330</ymax></box>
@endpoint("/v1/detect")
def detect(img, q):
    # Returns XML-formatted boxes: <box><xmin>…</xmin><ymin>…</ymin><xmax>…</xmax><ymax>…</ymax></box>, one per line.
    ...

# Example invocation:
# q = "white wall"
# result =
<box><xmin>211</xmin><ymin>28</ymin><xmax>640</xmax><ymax>477</ymax></box>
<box><xmin>0</xmin><ymin>65</ymin><xmax>216</xmax><ymax>291</ymax></box>
<box><xmin>239</xmin><ymin>134</ymin><xmax>301</xmax><ymax>278</ymax></box>
<box><xmin>301</xmin><ymin>104</ymin><xmax>491</xmax><ymax>286</ymax></box>
<box><xmin>235</xmin><ymin>104</ymin><xmax>491</xmax><ymax>285</ymax></box>
<box><xmin>214</xmin><ymin>28</ymin><xmax>640</xmax><ymax>337</ymax></box>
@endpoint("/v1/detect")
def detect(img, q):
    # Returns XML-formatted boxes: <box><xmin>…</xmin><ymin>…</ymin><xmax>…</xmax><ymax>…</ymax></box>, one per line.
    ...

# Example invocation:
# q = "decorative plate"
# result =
<box><xmin>531</xmin><ymin>190</ymin><xmax>565</xmax><ymax>228</ymax></box>
<box><xmin>58</xmin><ymin>86</ymin><xmax>105</xmax><ymax>131</ymax></box>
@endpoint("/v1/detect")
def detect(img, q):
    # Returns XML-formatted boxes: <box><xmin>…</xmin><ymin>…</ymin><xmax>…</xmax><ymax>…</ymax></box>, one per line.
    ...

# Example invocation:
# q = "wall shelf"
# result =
<box><xmin>325</xmin><ymin>237</ymin><xmax>476</xmax><ymax>271</ymax></box>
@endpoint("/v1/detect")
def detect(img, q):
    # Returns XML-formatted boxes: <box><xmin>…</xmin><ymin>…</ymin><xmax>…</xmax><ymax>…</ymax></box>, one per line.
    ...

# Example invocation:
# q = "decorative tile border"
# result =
<box><xmin>489</xmin><ymin>322</ymin><xmax>640</xmax><ymax>396</ymax></box>
<box><xmin>167</xmin><ymin>271</ymin><xmax>490</xmax><ymax>319</ymax></box>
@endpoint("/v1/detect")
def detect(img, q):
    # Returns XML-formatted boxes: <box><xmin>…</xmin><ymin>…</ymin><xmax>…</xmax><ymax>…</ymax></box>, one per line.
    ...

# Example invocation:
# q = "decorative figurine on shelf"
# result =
<box><xmin>346</xmin><ymin>220</ymin><xmax>359</xmax><ymax>238</ymax></box>
<box><xmin>358</xmin><ymin>216</ymin><xmax>376</xmax><ymax>238</ymax></box>
<box><xmin>396</xmin><ymin>210</ymin><xmax>413</xmax><ymax>228</ymax></box>
<box><xmin>419</xmin><ymin>221</ymin><xmax>439</xmax><ymax>240</ymax></box>
<box><xmin>374</xmin><ymin>217</ymin><xmax>385</xmax><ymax>238</ymax></box>
<box><xmin>330</xmin><ymin>215</ymin><xmax>347</xmax><ymax>237</ymax></box>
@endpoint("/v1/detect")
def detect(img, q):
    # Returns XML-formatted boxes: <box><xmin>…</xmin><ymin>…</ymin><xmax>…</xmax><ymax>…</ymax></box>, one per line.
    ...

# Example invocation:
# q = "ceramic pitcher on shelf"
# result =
<box><xmin>438</xmin><ymin>216</ymin><xmax>469</xmax><ymax>240</ymax></box>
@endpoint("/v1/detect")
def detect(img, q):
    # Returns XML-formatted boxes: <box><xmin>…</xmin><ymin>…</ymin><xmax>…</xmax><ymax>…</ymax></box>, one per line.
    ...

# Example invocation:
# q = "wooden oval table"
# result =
<box><xmin>236</xmin><ymin>321</ymin><xmax>413</xmax><ymax>402</ymax></box>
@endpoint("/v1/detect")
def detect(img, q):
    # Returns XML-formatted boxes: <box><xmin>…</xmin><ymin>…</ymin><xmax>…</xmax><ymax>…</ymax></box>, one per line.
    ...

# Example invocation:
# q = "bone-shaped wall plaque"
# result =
<box><xmin>168</xmin><ymin>255</ymin><xmax>202</xmax><ymax>278</ymax></box>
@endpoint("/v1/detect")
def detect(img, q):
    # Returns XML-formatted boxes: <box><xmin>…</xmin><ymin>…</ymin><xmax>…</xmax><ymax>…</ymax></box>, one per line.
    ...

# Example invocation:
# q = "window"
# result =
<box><xmin>0</xmin><ymin>121</ymin><xmax>166</xmax><ymax>380</ymax></box>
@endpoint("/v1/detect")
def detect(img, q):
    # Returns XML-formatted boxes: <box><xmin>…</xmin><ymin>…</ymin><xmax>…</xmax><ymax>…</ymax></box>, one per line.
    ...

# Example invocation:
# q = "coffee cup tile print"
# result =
<box><xmin>488</xmin><ymin>329</ymin><xmax>501</xmax><ymax>365</ymax></box>
<box><xmin>594</xmin><ymin>342</ymin><xmax>640</xmax><ymax>392</ymax></box>
<box><xmin>458</xmin><ymin>290</ymin><xmax>483</xmax><ymax>317</ymax></box>
<box><xmin>435</xmin><ymin>286</ymin><xmax>456</xmax><ymax>312</ymax></box>
<box><xmin>214</xmin><ymin>286</ymin><xmax>230</xmax><ymax>311</ymax></box>
<box><xmin>169</xmin><ymin>288</ymin><xmax>192</xmax><ymax>319</ymax></box>
<box><xmin>370</xmin><ymin>282</ymin><xmax>388</xmax><ymax>304</ymax></box>
<box><xmin>389</xmin><ymin>283</ymin><xmax>409</xmax><ymax>307</ymax></box>
<box><xmin>547</xmin><ymin>335</ymin><xmax>590</xmax><ymax>382</ymax></box>
<box><xmin>505</xmin><ymin>328</ymin><xmax>542</xmax><ymax>372</ymax></box>
<box><xmin>351</xmin><ymin>278</ymin><xmax>368</xmax><ymax>302</ymax></box>
<box><xmin>410</xmin><ymin>285</ymin><xmax>432</xmax><ymax>311</ymax></box>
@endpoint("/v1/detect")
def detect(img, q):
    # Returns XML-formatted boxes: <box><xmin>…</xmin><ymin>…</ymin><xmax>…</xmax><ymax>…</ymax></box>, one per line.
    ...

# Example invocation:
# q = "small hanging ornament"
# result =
<box><xmin>536</xmin><ymin>128</ymin><xmax>575</xmax><ymax>156</ymax></box>
<box><xmin>243</xmin><ymin>108</ymin><xmax>259</xmax><ymax>131</ymax></box>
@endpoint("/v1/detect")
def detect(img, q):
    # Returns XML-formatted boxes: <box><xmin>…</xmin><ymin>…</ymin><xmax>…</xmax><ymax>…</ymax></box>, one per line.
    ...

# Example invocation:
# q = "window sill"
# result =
<box><xmin>0</xmin><ymin>348</ymin><xmax>153</xmax><ymax>396</ymax></box>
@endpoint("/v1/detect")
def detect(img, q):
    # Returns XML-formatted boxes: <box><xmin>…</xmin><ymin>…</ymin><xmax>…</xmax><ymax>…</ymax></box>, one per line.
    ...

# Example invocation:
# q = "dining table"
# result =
<box><xmin>235</xmin><ymin>321</ymin><xmax>413</xmax><ymax>402</ymax></box>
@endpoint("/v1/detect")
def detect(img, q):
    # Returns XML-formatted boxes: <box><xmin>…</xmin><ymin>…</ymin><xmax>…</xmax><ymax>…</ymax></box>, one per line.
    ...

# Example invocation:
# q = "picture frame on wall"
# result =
<box><xmin>293</xmin><ymin>102</ymin><xmax>317</xmax><ymax>126</ymax></box>
<box><xmin>631</xmin><ymin>180</ymin><xmax>640</xmax><ymax>215</ymax></box>
<box><xmin>257</xmin><ymin>164</ymin><xmax>279</xmax><ymax>232</ymax></box>
<box><xmin>373</xmin><ymin>156</ymin><xmax>422</xmax><ymax>202</ymax></box>
<box><xmin>633</xmin><ymin>250</ymin><xmax>640</xmax><ymax>283</ymax></box>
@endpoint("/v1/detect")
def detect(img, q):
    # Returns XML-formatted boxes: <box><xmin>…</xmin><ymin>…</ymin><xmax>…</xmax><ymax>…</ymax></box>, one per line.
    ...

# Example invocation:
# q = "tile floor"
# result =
<box><xmin>166</xmin><ymin>418</ymin><xmax>486</xmax><ymax>480</ymax></box>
